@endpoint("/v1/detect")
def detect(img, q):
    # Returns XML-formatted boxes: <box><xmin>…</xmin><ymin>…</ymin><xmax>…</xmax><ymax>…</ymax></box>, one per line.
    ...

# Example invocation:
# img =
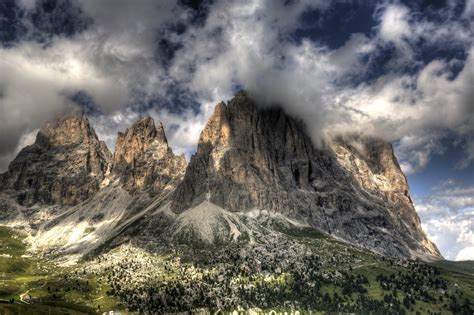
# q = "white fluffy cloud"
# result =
<box><xmin>456</xmin><ymin>247</ymin><xmax>474</xmax><ymax>261</ymax></box>
<box><xmin>377</xmin><ymin>3</ymin><xmax>411</xmax><ymax>44</ymax></box>
<box><xmin>340</xmin><ymin>51</ymin><xmax>474</xmax><ymax>174</ymax></box>
<box><xmin>416</xmin><ymin>180</ymin><xmax>474</xmax><ymax>260</ymax></box>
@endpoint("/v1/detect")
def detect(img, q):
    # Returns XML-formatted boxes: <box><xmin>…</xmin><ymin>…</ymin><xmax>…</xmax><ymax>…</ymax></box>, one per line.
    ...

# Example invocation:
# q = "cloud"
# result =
<box><xmin>0</xmin><ymin>128</ymin><xmax>37</xmax><ymax>173</ymax></box>
<box><xmin>463</xmin><ymin>0</ymin><xmax>474</xmax><ymax>18</ymax></box>
<box><xmin>165</xmin><ymin>0</ymin><xmax>474</xmax><ymax>173</ymax></box>
<box><xmin>396</xmin><ymin>136</ymin><xmax>444</xmax><ymax>175</ymax></box>
<box><xmin>0</xmin><ymin>38</ymin><xmax>129</xmax><ymax>158</ymax></box>
<box><xmin>377</xmin><ymin>3</ymin><xmax>411</xmax><ymax>44</ymax></box>
<box><xmin>415</xmin><ymin>180</ymin><xmax>474</xmax><ymax>260</ymax></box>
<box><xmin>168</xmin><ymin>0</ymin><xmax>377</xmax><ymax>146</ymax></box>
<box><xmin>456</xmin><ymin>247</ymin><xmax>474</xmax><ymax>261</ymax></box>
<box><xmin>0</xmin><ymin>0</ymin><xmax>473</xmax><ymax>177</ymax></box>
<box><xmin>420</xmin><ymin>213</ymin><xmax>474</xmax><ymax>261</ymax></box>
<box><xmin>333</xmin><ymin>48</ymin><xmax>474</xmax><ymax>174</ymax></box>
<box><xmin>0</xmin><ymin>0</ymin><xmax>186</xmax><ymax>171</ymax></box>
<box><xmin>88</xmin><ymin>100</ymin><xmax>216</xmax><ymax>160</ymax></box>
<box><xmin>17</xmin><ymin>0</ymin><xmax>37</xmax><ymax>10</ymax></box>
<box><xmin>456</xmin><ymin>137</ymin><xmax>474</xmax><ymax>170</ymax></box>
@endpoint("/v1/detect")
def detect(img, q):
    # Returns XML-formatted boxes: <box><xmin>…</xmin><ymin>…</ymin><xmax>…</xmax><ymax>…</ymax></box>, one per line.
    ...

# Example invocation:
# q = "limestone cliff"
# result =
<box><xmin>111</xmin><ymin>117</ymin><xmax>186</xmax><ymax>195</ymax></box>
<box><xmin>171</xmin><ymin>92</ymin><xmax>441</xmax><ymax>259</ymax></box>
<box><xmin>0</xmin><ymin>111</ymin><xmax>111</xmax><ymax>206</ymax></box>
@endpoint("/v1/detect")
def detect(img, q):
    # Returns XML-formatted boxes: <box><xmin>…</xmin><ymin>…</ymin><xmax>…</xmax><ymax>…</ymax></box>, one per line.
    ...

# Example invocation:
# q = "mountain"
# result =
<box><xmin>0</xmin><ymin>114</ymin><xmax>189</xmax><ymax>258</ymax></box>
<box><xmin>0</xmin><ymin>111</ymin><xmax>111</xmax><ymax>206</ymax></box>
<box><xmin>111</xmin><ymin>116</ymin><xmax>186</xmax><ymax>194</ymax></box>
<box><xmin>2</xmin><ymin>93</ymin><xmax>471</xmax><ymax>314</ymax></box>
<box><xmin>0</xmin><ymin>92</ymin><xmax>440</xmax><ymax>261</ymax></box>
<box><xmin>170</xmin><ymin>92</ymin><xmax>440</xmax><ymax>259</ymax></box>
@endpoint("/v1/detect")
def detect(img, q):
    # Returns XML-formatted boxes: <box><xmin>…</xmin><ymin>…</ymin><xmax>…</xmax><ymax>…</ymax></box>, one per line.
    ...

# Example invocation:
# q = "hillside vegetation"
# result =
<box><xmin>0</xmin><ymin>226</ymin><xmax>472</xmax><ymax>314</ymax></box>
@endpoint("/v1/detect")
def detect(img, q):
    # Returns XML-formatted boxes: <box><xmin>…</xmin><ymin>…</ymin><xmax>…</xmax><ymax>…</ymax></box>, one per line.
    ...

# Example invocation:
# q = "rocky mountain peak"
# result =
<box><xmin>331</xmin><ymin>134</ymin><xmax>412</xmax><ymax>204</ymax></box>
<box><xmin>172</xmin><ymin>92</ymin><xmax>441</xmax><ymax>259</ymax></box>
<box><xmin>327</xmin><ymin>134</ymin><xmax>442</xmax><ymax>257</ymax></box>
<box><xmin>173</xmin><ymin>92</ymin><xmax>316</xmax><ymax>213</ymax></box>
<box><xmin>0</xmin><ymin>110</ymin><xmax>111</xmax><ymax>206</ymax></box>
<box><xmin>129</xmin><ymin>116</ymin><xmax>167</xmax><ymax>144</ymax></box>
<box><xmin>113</xmin><ymin>116</ymin><xmax>167</xmax><ymax>169</ymax></box>
<box><xmin>36</xmin><ymin>110</ymin><xmax>94</xmax><ymax>147</ymax></box>
<box><xmin>112</xmin><ymin>116</ymin><xmax>186</xmax><ymax>194</ymax></box>
<box><xmin>198</xmin><ymin>91</ymin><xmax>261</xmax><ymax>153</ymax></box>
<box><xmin>198</xmin><ymin>102</ymin><xmax>231</xmax><ymax>153</ymax></box>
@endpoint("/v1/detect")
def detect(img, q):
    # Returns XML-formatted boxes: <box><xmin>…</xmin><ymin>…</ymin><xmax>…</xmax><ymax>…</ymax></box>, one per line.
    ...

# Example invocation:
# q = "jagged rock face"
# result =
<box><xmin>0</xmin><ymin>112</ymin><xmax>111</xmax><ymax>206</ymax></box>
<box><xmin>331</xmin><ymin>135</ymin><xmax>420</xmax><ymax>229</ymax></box>
<box><xmin>172</xmin><ymin>94</ymin><xmax>326</xmax><ymax>214</ymax></box>
<box><xmin>330</xmin><ymin>135</ymin><xmax>440</xmax><ymax>258</ymax></box>
<box><xmin>111</xmin><ymin>117</ymin><xmax>186</xmax><ymax>194</ymax></box>
<box><xmin>172</xmin><ymin>92</ymin><xmax>441</xmax><ymax>259</ymax></box>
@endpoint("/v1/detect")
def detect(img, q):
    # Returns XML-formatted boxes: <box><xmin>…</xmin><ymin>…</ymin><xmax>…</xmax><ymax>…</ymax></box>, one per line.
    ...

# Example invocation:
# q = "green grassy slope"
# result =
<box><xmin>0</xmin><ymin>226</ymin><xmax>127</xmax><ymax>314</ymax></box>
<box><xmin>0</xmin><ymin>225</ymin><xmax>473</xmax><ymax>314</ymax></box>
<box><xmin>280</xmin><ymin>226</ymin><xmax>474</xmax><ymax>315</ymax></box>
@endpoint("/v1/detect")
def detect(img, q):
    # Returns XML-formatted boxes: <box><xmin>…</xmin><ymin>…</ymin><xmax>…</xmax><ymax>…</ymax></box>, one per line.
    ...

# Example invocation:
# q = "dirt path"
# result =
<box><xmin>353</xmin><ymin>262</ymin><xmax>376</xmax><ymax>269</ymax></box>
<box><xmin>19</xmin><ymin>280</ymin><xmax>47</xmax><ymax>303</ymax></box>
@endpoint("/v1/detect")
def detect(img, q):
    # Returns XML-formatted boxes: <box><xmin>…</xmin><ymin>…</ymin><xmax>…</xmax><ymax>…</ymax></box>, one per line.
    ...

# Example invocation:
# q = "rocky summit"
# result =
<box><xmin>112</xmin><ymin>116</ymin><xmax>186</xmax><ymax>194</ymax></box>
<box><xmin>0</xmin><ymin>111</ymin><xmax>111</xmax><ymax>206</ymax></box>
<box><xmin>0</xmin><ymin>92</ymin><xmax>440</xmax><ymax>261</ymax></box>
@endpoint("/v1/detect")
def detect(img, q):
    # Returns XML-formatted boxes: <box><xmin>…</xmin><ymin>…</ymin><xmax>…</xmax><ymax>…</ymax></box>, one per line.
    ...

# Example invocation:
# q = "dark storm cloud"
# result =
<box><xmin>1</xmin><ymin>0</ymin><xmax>91</xmax><ymax>47</ymax></box>
<box><xmin>0</xmin><ymin>0</ymin><xmax>27</xmax><ymax>46</ymax></box>
<box><xmin>0</xmin><ymin>125</ymin><xmax>25</xmax><ymax>155</ymax></box>
<box><xmin>180</xmin><ymin>0</ymin><xmax>214</xmax><ymax>25</ymax></box>
<box><xmin>68</xmin><ymin>91</ymin><xmax>102</xmax><ymax>116</ymax></box>
<box><xmin>29</xmin><ymin>0</ymin><xmax>92</xmax><ymax>41</ymax></box>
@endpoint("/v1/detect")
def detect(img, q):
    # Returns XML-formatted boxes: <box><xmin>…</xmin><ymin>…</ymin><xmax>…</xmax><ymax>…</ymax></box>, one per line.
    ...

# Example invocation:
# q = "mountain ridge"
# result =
<box><xmin>0</xmin><ymin>92</ymin><xmax>441</xmax><ymax>261</ymax></box>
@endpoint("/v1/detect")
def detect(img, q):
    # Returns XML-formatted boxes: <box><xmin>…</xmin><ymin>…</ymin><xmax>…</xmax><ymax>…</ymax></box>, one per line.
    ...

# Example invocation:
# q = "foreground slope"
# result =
<box><xmin>0</xmin><ymin>225</ymin><xmax>472</xmax><ymax>314</ymax></box>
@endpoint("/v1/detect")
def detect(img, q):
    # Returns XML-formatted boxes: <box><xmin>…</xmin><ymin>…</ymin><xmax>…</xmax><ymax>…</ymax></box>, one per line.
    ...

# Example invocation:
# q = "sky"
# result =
<box><xmin>0</xmin><ymin>0</ymin><xmax>473</xmax><ymax>260</ymax></box>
